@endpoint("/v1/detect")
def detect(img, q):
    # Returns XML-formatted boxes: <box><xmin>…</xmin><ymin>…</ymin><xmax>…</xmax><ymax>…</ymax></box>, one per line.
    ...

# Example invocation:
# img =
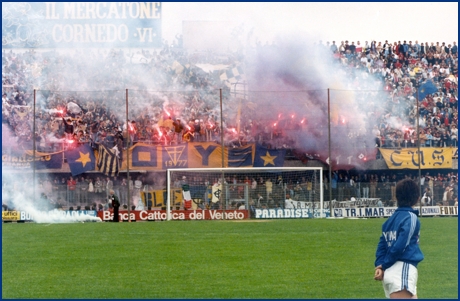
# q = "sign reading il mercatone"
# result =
<box><xmin>2</xmin><ymin>2</ymin><xmax>162</xmax><ymax>48</ymax></box>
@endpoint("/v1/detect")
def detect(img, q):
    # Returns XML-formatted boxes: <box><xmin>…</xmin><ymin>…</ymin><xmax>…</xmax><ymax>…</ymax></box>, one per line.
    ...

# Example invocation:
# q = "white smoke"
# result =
<box><xmin>236</xmin><ymin>31</ymin><xmax>387</xmax><ymax>155</ymax></box>
<box><xmin>2</xmin><ymin>171</ymin><xmax>101</xmax><ymax>223</ymax></box>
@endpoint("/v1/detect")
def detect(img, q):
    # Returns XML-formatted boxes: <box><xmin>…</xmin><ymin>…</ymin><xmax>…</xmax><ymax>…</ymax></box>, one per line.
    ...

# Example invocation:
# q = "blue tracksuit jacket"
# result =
<box><xmin>375</xmin><ymin>207</ymin><xmax>424</xmax><ymax>270</ymax></box>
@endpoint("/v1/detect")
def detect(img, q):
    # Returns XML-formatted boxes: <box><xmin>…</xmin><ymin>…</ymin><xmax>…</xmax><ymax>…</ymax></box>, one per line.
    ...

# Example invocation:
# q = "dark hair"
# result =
<box><xmin>395</xmin><ymin>179</ymin><xmax>420</xmax><ymax>207</ymax></box>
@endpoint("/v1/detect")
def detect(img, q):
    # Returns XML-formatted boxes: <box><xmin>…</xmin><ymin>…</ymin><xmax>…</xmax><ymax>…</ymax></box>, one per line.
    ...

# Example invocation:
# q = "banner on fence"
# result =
<box><xmin>16</xmin><ymin>210</ymin><xmax>98</xmax><ymax>221</ymax></box>
<box><xmin>254</xmin><ymin>208</ymin><xmax>331</xmax><ymax>219</ymax></box>
<box><xmin>126</xmin><ymin>143</ymin><xmax>258</xmax><ymax>170</ymax></box>
<box><xmin>3</xmin><ymin>144</ymin><xmax>457</xmax><ymax>172</ymax></box>
<box><xmin>97</xmin><ymin>209</ymin><xmax>249</xmax><ymax>221</ymax></box>
<box><xmin>2</xmin><ymin>211</ymin><xmax>20</xmax><ymax>221</ymax></box>
<box><xmin>379</xmin><ymin>147</ymin><xmax>455</xmax><ymax>169</ymax></box>
<box><xmin>2</xmin><ymin>150</ymin><xmax>63</xmax><ymax>169</ymax></box>
<box><xmin>3</xmin><ymin>206</ymin><xmax>457</xmax><ymax>222</ymax></box>
<box><xmin>438</xmin><ymin>206</ymin><xmax>458</xmax><ymax>216</ymax></box>
<box><xmin>332</xmin><ymin>206</ymin><xmax>456</xmax><ymax>218</ymax></box>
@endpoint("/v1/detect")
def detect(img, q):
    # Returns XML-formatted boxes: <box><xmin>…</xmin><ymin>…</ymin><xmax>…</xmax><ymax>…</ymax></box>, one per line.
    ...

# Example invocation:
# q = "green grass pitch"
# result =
<box><xmin>2</xmin><ymin>217</ymin><xmax>458</xmax><ymax>299</ymax></box>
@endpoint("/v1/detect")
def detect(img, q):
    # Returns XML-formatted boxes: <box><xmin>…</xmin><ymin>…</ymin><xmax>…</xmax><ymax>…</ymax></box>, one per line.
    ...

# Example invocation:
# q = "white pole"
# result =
<box><xmin>320</xmin><ymin>169</ymin><xmax>324</xmax><ymax>218</ymax></box>
<box><xmin>167</xmin><ymin>169</ymin><xmax>171</xmax><ymax>221</ymax></box>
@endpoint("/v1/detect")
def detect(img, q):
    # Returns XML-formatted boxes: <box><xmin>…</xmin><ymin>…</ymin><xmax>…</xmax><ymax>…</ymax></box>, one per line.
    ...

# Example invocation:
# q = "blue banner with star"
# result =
<box><xmin>65</xmin><ymin>143</ymin><xmax>96</xmax><ymax>176</ymax></box>
<box><xmin>253</xmin><ymin>145</ymin><xmax>286</xmax><ymax>167</ymax></box>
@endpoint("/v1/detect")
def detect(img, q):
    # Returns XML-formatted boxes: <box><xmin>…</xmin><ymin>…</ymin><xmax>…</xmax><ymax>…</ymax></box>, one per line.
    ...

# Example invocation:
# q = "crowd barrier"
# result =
<box><xmin>1</xmin><ymin>209</ymin><xmax>249</xmax><ymax>222</ymax></box>
<box><xmin>2</xmin><ymin>205</ymin><xmax>457</xmax><ymax>222</ymax></box>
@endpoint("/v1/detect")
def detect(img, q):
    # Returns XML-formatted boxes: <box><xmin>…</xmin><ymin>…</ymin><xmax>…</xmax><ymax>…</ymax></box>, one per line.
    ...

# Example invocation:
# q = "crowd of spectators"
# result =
<box><xmin>2</xmin><ymin>168</ymin><xmax>457</xmax><ymax>211</ymax></box>
<box><xmin>321</xmin><ymin>39</ymin><xmax>458</xmax><ymax>148</ymax></box>
<box><xmin>2</xmin><ymin>37</ymin><xmax>458</xmax><ymax>156</ymax></box>
<box><xmin>328</xmin><ymin>170</ymin><xmax>458</xmax><ymax>207</ymax></box>
<box><xmin>2</xmin><ymin>33</ymin><xmax>459</xmax><ymax>213</ymax></box>
<box><xmin>2</xmin><ymin>45</ymin><xmax>233</xmax><ymax>152</ymax></box>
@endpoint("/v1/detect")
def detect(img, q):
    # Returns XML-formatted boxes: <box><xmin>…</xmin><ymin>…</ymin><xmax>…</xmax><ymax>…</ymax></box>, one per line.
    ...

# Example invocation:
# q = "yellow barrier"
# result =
<box><xmin>2</xmin><ymin>211</ymin><xmax>20</xmax><ymax>221</ymax></box>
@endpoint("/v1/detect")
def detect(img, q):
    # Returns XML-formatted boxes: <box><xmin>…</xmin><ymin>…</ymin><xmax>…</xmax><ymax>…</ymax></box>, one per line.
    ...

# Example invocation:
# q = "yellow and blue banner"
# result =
<box><xmin>188</xmin><ymin>142</ymin><xmax>222</xmax><ymax>167</ymax></box>
<box><xmin>131</xmin><ymin>143</ymin><xmax>162</xmax><ymax>168</ymax></box>
<box><xmin>228</xmin><ymin>145</ymin><xmax>254</xmax><ymax>167</ymax></box>
<box><xmin>97</xmin><ymin>144</ymin><xmax>119</xmax><ymax>176</ymax></box>
<box><xmin>162</xmin><ymin>144</ymin><xmax>189</xmax><ymax>169</ymax></box>
<box><xmin>23</xmin><ymin>150</ymin><xmax>63</xmax><ymax>169</ymax></box>
<box><xmin>379</xmin><ymin>147</ymin><xmax>454</xmax><ymax>169</ymax></box>
<box><xmin>127</xmin><ymin>142</ymin><xmax>257</xmax><ymax>170</ymax></box>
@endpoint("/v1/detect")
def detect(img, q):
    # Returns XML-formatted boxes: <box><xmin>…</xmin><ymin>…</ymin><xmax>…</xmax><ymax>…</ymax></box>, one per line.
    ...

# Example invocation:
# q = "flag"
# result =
<box><xmin>162</xmin><ymin>145</ymin><xmax>188</xmax><ymax>169</ymax></box>
<box><xmin>171</xmin><ymin>60</ymin><xmax>185</xmax><ymax>74</ymax></box>
<box><xmin>182</xmin><ymin>184</ymin><xmax>192</xmax><ymax>201</ymax></box>
<box><xmin>211</xmin><ymin>182</ymin><xmax>222</xmax><ymax>203</ymax></box>
<box><xmin>188</xmin><ymin>143</ymin><xmax>220</xmax><ymax>167</ymax></box>
<box><xmin>66</xmin><ymin>101</ymin><xmax>83</xmax><ymax>114</ymax></box>
<box><xmin>131</xmin><ymin>143</ymin><xmax>159</xmax><ymax>167</ymax></box>
<box><xmin>24</xmin><ymin>150</ymin><xmax>63</xmax><ymax>169</ymax></box>
<box><xmin>219</xmin><ymin>65</ymin><xmax>245</xmax><ymax>87</ymax></box>
<box><xmin>65</xmin><ymin>144</ymin><xmax>95</xmax><ymax>177</ymax></box>
<box><xmin>416</xmin><ymin>80</ymin><xmax>438</xmax><ymax>100</ymax></box>
<box><xmin>97</xmin><ymin>144</ymin><xmax>119</xmax><ymax>177</ymax></box>
<box><xmin>253</xmin><ymin>144</ymin><xmax>286</xmax><ymax>167</ymax></box>
<box><xmin>195</xmin><ymin>63</ymin><xmax>229</xmax><ymax>73</ymax></box>
<box><xmin>228</xmin><ymin>145</ymin><xmax>253</xmax><ymax>167</ymax></box>
<box><xmin>35</xmin><ymin>152</ymin><xmax>63</xmax><ymax>169</ymax></box>
<box><xmin>182</xmin><ymin>183</ymin><xmax>192</xmax><ymax>209</ymax></box>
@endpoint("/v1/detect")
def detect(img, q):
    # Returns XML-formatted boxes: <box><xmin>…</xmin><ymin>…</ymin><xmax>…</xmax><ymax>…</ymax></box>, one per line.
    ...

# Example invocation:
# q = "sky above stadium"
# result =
<box><xmin>162</xmin><ymin>2</ymin><xmax>458</xmax><ymax>45</ymax></box>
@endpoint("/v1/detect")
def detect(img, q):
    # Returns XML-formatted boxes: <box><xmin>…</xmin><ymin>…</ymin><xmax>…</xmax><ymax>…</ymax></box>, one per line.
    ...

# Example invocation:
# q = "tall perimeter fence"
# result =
<box><xmin>2</xmin><ymin>88</ymin><xmax>458</xmax><ymax>221</ymax></box>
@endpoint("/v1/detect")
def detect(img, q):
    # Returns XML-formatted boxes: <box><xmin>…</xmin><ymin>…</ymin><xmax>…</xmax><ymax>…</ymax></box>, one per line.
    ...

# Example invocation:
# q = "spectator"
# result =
<box><xmin>109</xmin><ymin>189</ymin><xmax>120</xmax><ymax>222</ymax></box>
<box><xmin>421</xmin><ymin>187</ymin><xmax>432</xmax><ymax>206</ymax></box>
<box><xmin>67</xmin><ymin>176</ymin><xmax>76</xmax><ymax>204</ymax></box>
<box><xmin>330</xmin><ymin>41</ymin><xmax>338</xmax><ymax>53</ymax></box>
<box><xmin>106</xmin><ymin>177</ymin><xmax>113</xmax><ymax>200</ymax></box>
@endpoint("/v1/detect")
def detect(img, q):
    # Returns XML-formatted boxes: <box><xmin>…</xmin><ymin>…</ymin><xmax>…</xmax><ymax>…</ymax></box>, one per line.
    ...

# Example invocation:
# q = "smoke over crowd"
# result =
<box><xmin>244</xmin><ymin>33</ymin><xmax>382</xmax><ymax>153</ymax></box>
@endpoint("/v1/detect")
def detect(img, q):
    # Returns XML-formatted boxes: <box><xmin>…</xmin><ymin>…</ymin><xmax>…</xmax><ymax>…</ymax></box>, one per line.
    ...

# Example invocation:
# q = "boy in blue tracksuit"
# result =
<box><xmin>374</xmin><ymin>179</ymin><xmax>424</xmax><ymax>299</ymax></box>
